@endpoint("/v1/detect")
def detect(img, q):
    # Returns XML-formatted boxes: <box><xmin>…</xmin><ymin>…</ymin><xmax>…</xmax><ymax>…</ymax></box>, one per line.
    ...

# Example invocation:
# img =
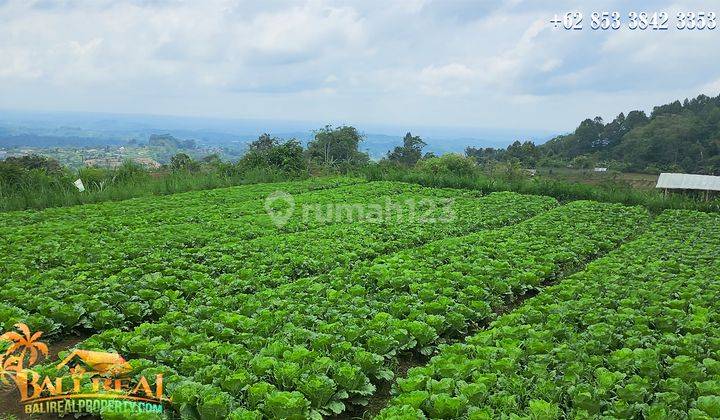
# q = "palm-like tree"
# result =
<box><xmin>0</xmin><ymin>323</ymin><xmax>49</xmax><ymax>369</ymax></box>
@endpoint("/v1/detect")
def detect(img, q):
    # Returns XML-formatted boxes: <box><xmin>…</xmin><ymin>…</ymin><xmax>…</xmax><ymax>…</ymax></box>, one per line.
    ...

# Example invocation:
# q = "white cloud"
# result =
<box><xmin>68</xmin><ymin>38</ymin><xmax>104</xmax><ymax>57</ymax></box>
<box><xmin>539</xmin><ymin>58</ymin><xmax>561</xmax><ymax>72</ymax></box>
<box><xmin>0</xmin><ymin>0</ymin><xmax>366</xmax><ymax>89</ymax></box>
<box><xmin>418</xmin><ymin>63</ymin><xmax>476</xmax><ymax>96</ymax></box>
<box><xmin>0</xmin><ymin>0</ymin><xmax>719</xmax><ymax>131</ymax></box>
<box><xmin>699</xmin><ymin>78</ymin><xmax>720</xmax><ymax>97</ymax></box>
<box><xmin>237</xmin><ymin>4</ymin><xmax>365</xmax><ymax>65</ymax></box>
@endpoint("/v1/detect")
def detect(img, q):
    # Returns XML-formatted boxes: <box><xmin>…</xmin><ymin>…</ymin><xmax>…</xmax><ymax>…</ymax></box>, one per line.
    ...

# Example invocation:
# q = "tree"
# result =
<box><xmin>2</xmin><ymin>154</ymin><xmax>63</xmax><ymax>174</ymax></box>
<box><xmin>239</xmin><ymin>135</ymin><xmax>307</xmax><ymax>173</ymax></box>
<box><xmin>505</xmin><ymin>141</ymin><xmax>540</xmax><ymax>166</ymax></box>
<box><xmin>597</xmin><ymin>113</ymin><xmax>626</xmax><ymax>148</ymax></box>
<box><xmin>387</xmin><ymin>132</ymin><xmax>427</xmax><ymax>166</ymax></box>
<box><xmin>465</xmin><ymin>147</ymin><xmax>501</xmax><ymax>164</ymax></box>
<box><xmin>0</xmin><ymin>154</ymin><xmax>67</xmax><ymax>187</ymax></box>
<box><xmin>570</xmin><ymin>155</ymin><xmax>596</xmax><ymax>170</ymax></box>
<box><xmin>200</xmin><ymin>154</ymin><xmax>226</xmax><ymax>172</ymax></box>
<box><xmin>248</xmin><ymin>133</ymin><xmax>278</xmax><ymax>152</ymax></box>
<box><xmin>536</xmin><ymin>93</ymin><xmax>720</xmax><ymax>174</ymax></box>
<box><xmin>651</xmin><ymin>100</ymin><xmax>683</xmax><ymax>118</ymax></box>
<box><xmin>416</xmin><ymin>154</ymin><xmax>477</xmax><ymax>176</ymax></box>
<box><xmin>170</xmin><ymin>153</ymin><xmax>198</xmax><ymax>172</ymax></box>
<box><xmin>263</xmin><ymin>140</ymin><xmax>306</xmax><ymax>172</ymax></box>
<box><xmin>624</xmin><ymin>110</ymin><xmax>649</xmax><ymax>131</ymax></box>
<box><xmin>306</xmin><ymin>125</ymin><xmax>368</xmax><ymax>166</ymax></box>
<box><xmin>201</xmin><ymin>154</ymin><xmax>223</xmax><ymax>165</ymax></box>
<box><xmin>571</xmin><ymin>117</ymin><xmax>605</xmax><ymax>156</ymax></box>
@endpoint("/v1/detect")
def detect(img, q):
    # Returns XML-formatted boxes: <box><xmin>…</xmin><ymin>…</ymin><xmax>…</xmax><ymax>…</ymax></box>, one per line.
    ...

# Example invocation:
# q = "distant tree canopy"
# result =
<box><xmin>387</xmin><ymin>132</ymin><xmax>427</xmax><ymax>166</ymax></box>
<box><xmin>464</xmin><ymin>93</ymin><xmax>720</xmax><ymax>175</ymax></box>
<box><xmin>505</xmin><ymin>141</ymin><xmax>540</xmax><ymax>166</ymax></box>
<box><xmin>306</xmin><ymin>125</ymin><xmax>369</xmax><ymax>166</ymax></box>
<box><xmin>201</xmin><ymin>153</ymin><xmax>223</xmax><ymax>166</ymax></box>
<box><xmin>2</xmin><ymin>154</ymin><xmax>64</xmax><ymax>173</ymax></box>
<box><xmin>538</xmin><ymin>93</ymin><xmax>720</xmax><ymax>174</ymax></box>
<box><xmin>148</xmin><ymin>134</ymin><xmax>196</xmax><ymax>150</ymax></box>
<box><xmin>465</xmin><ymin>146</ymin><xmax>501</xmax><ymax>163</ymax></box>
<box><xmin>239</xmin><ymin>134</ymin><xmax>306</xmax><ymax>173</ymax></box>
<box><xmin>0</xmin><ymin>154</ymin><xmax>67</xmax><ymax>187</ymax></box>
<box><xmin>248</xmin><ymin>133</ymin><xmax>277</xmax><ymax>152</ymax></box>
<box><xmin>465</xmin><ymin>142</ymin><xmax>538</xmax><ymax>167</ymax></box>
<box><xmin>416</xmin><ymin>153</ymin><xmax>477</xmax><ymax>176</ymax></box>
<box><xmin>170</xmin><ymin>152</ymin><xmax>199</xmax><ymax>172</ymax></box>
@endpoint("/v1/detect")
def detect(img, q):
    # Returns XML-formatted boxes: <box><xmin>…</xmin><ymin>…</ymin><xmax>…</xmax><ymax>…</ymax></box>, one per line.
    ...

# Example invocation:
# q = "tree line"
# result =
<box><xmin>6</xmin><ymin>92</ymin><xmax>720</xmax><ymax>189</ymax></box>
<box><xmin>0</xmin><ymin>125</ymin><xmax>416</xmax><ymax>193</ymax></box>
<box><xmin>2</xmin><ymin>92</ymin><xmax>720</xmax><ymax>212</ymax></box>
<box><xmin>473</xmin><ymin>93</ymin><xmax>720</xmax><ymax>175</ymax></box>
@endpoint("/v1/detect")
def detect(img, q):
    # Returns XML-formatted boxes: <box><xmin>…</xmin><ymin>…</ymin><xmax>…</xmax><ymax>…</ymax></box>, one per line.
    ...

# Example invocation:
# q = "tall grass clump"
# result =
<box><xmin>363</xmin><ymin>165</ymin><xmax>720</xmax><ymax>213</ymax></box>
<box><xmin>0</xmin><ymin>159</ymin><xmax>305</xmax><ymax>212</ymax></box>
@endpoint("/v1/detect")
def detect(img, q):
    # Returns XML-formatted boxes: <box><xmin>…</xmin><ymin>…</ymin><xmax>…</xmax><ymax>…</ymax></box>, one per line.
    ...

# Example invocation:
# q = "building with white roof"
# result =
<box><xmin>656</xmin><ymin>172</ymin><xmax>720</xmax><ymax>200</ymax></box>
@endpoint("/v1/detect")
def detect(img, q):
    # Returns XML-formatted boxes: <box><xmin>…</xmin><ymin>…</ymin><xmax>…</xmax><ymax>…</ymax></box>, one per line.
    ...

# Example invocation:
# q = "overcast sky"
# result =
<box><xmin>1</xmin><ymin>0</ymin><xmax>719</xmax><ymax>133</ymax></box>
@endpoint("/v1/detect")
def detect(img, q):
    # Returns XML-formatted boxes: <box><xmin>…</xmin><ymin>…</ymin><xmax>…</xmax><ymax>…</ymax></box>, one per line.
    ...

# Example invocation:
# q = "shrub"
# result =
<box><xmin>415</xmin><ymin>154</ymin><xmax>477</xmax><ymax>177</ymax></box>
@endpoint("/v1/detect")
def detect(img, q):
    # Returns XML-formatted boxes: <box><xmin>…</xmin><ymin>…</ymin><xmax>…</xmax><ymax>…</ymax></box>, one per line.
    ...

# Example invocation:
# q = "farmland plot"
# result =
<box><xmin>0</xmin><ymin>177</ymin><xmax>366</xmax><ymax>229</ymax></box>
<box><xmin>0</xmin><ymin>180</ymin><xmax>434</xmax><ymax>274</ymax></box>
<box><xmin>0</xmin><ymin>183</ymin><xmax>554</xmax><ymax>335</ymax></box>
<box><xmin>380</xmin><ymin>210</ymin><xmax>720</xmax><ymax>419</ymax></box>
<box><xmin>70</xmin><ymin>201</ymin><xmax>646</xmax><ymax>418</ymax></box>
<box><xmin>1</xmin><ymin>178</ymin><xmax>692</xmax><ymax>420</ymax></box>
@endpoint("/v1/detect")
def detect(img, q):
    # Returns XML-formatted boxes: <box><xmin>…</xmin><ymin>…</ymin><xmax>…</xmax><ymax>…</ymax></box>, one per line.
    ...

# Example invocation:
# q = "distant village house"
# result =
<box><xmin>133</xmin><ymin>157</ymin><xmax>162</xmax><ymax>169</ymax></box>
<box><xmin>83</xmin><ymin>158</ymin><xmax>123</xmax><ymax>168</ymax></box>
<box><xmin>83</xmin><ymin>157</ymin><xmax>161</xmax><ymax>169</ymax></box>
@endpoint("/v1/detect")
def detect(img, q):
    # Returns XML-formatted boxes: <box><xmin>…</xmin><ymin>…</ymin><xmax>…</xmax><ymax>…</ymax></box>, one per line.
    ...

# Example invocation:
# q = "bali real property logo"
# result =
<box><xmin>0</xmin><ymin>323</ymin><xmax>170</xmax><ymax>415</ymax></box>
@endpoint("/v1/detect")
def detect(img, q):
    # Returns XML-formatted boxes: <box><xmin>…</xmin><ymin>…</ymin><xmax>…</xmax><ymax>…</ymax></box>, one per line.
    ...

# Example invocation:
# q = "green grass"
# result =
<box><xmin>3</xmin><ymin>163</ymin><xmax>717</xmax><ymax>214</ymax></box>
<box><xmin>363</xmin><ymin>166</ymin><xmax>720</xmax><ymax>213</ymax></box>
<box><xmin>0</xmin><ymin>168</ymin><xmax>301</xmax><ymax>212</ymax></box>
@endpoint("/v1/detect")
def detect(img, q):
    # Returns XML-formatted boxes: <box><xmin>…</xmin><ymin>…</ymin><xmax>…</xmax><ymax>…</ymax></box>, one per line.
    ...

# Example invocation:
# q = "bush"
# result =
<box><xmin>237</xmin><ymin>139</ymin><xmax>307</xmax><ymax>175</ymax></box>
<box><xmin>415</xmin><ymin>154</ymin><xmax>477</xmax><ymax>177</ymax></box>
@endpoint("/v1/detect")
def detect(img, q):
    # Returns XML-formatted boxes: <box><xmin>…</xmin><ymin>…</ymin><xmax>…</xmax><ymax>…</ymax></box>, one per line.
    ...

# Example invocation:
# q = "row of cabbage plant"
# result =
<box><xmin>379</xmin><ymin>209</ymin><xmax>720</xmax><ymax>419</ymax></box>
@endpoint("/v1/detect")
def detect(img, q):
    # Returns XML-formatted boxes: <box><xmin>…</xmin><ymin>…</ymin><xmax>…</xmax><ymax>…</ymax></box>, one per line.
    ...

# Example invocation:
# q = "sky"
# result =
<box><xmin>1</xmin><ymin>0</ymin><xmax>720</xmax><ymax>134</ymax></box>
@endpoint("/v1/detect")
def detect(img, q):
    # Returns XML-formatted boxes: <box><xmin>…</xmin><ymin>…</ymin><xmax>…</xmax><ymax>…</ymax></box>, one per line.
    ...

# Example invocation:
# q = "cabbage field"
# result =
<box><xmin>1</xmin><ymin>178</ymin><xmax>719</xmax><ymax>419</ymax></box>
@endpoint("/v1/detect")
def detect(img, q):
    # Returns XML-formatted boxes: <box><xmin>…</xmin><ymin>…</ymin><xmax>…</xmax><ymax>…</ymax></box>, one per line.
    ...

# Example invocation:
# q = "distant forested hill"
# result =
<box><xmin>540</xmin><ymin>93</ymin><xmax>720</xmax><ymax>174</ymax></box>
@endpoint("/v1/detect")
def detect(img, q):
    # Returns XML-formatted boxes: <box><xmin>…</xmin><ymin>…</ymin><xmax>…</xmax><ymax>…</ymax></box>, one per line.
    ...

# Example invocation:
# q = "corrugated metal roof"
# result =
<box><xmin>656</xmin><ymin>173</ymin><xmax>720</xmax><ymax>191</ymax></box>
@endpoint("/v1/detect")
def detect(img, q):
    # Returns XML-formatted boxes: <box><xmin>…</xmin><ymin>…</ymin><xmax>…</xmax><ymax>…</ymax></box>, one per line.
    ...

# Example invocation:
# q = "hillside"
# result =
<box><xmin>540</xmin><ymin>93</ymin><xmax>720</xmax><ymax>174</ymax></box>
